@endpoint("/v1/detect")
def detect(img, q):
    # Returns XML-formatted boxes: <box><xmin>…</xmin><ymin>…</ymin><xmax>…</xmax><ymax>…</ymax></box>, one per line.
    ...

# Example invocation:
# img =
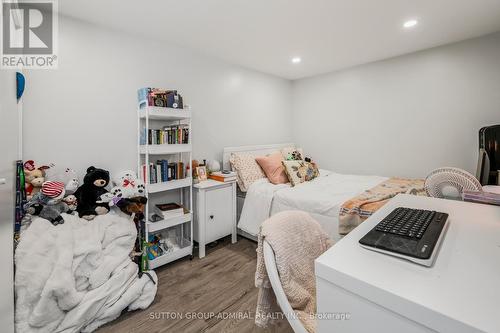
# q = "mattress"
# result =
<box><xmin>237</xmin><ymin>171</ymin><xmax>387</xmax><ymax>242</ymax></box>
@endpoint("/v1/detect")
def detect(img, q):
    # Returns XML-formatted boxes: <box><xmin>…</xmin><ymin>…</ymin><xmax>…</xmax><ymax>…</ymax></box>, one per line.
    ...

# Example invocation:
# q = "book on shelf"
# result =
<box><xmin>140</xmin><ymin>126</ymin><xmax>189</xmax><ymax>145</ymax></box>
<box><xmin>142</xmin><ymin>160</ymin><xmax>186</xmax><ymax>184</ymax></box>
<box><xmin>154</xmin><ymin>202</ymin><xmax>186</xmax><ymax>219</ymax></box>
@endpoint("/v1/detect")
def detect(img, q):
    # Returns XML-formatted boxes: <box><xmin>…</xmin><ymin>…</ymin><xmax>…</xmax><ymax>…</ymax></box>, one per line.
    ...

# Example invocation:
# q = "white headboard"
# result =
<box><xmin>222</xmin><ymin>143</ymin><xmax>294</xmax><ymax>170</ymax></box>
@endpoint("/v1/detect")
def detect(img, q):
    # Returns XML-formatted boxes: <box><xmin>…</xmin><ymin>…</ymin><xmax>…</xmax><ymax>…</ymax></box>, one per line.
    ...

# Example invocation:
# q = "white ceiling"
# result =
<box><xmin>59</xmin><ymin>0</ymin><xmax>500</xmax><ymax>80</ymax></box>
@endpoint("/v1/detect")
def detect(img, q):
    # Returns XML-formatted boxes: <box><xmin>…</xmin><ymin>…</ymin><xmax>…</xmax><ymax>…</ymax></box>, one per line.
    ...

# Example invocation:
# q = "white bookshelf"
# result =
<box><xmin>137</xmin><ymin>98</ymin><xmax>193</xmax><ymax>270</ymax></box>
<box><xmin>139</xmin><ymin>143</ymin><xmax>192</xmax><ymax>155</ymax></box>
<box><xmin>147</xmin><ymin>212</ymin><xmax>192</xmax><ymax>233</ymax></box>
<box><xmin>138</xmin><ymin>107</ymin><xmax>191</xmax><ymax>120</ymax></box>
<box><xmin>147</xmin><ymin>177</ymin><xmax>193</xmax><ymax>193</ymax></box>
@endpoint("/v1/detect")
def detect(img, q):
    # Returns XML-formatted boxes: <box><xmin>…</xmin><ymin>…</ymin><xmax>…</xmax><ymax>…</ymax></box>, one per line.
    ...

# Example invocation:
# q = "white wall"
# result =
<box><xmin>292</xmin><ymin>32</ymin><xmax>500</xmax><ymax>178</ymax></box>
<box><xmin>22</xmin><ymin>15</ymin><xmax>500</xmax><ymax>180</ymax></box>
<box><xmin>22</xmin><ymin>15</ymin><xmax>292</xmax><ymax>177</ymax></box>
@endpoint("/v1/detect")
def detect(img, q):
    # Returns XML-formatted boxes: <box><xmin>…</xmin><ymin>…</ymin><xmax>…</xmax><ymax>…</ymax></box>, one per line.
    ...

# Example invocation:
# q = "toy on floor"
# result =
<box><xmin>74</xmin><ymin>166</ymin><xmax>111</xmax><ymax>220</ymax></box>
<box><xmin>24</xmin><ymin>181</ymin><xmax>71</xmax><ymax>225</ymax></box>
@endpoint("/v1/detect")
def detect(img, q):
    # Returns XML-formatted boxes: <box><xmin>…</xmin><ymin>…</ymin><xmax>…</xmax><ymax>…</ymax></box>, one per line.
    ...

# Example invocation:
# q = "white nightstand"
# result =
<box><xmin>193</xmin><ymin>179</ymin><xmax>237</xmax><ymax>258</ymax></box>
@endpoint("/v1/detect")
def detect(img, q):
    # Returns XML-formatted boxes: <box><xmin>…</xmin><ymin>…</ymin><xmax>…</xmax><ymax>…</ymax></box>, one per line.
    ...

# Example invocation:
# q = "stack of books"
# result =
<box><xmin>462</xmin><ymin>190</ymin><xmax>500</xmax><ymax>206</ymax></box>
<box><xmin>209</xmin><ymin>171</ymin><xmax>237</xmax><ymax>183</ymax></box>
<box><xmin>140</xmin><ymin>126</ymin><xmax>189</xmax><ymax>145</ymax></box>
<box><xmin>141</xmin><ymin>160</ymin><xmax>185</xmax><ymax>184</ymax></box>
<box><xmin>138</xmin><ymin>87</ymin><xmax>184</xmax><ymax>109</ymax></box>
<box><xmin>154</xmin><ymin>203</ymin><xmax>186</xmax><ymax>220</ymax></box>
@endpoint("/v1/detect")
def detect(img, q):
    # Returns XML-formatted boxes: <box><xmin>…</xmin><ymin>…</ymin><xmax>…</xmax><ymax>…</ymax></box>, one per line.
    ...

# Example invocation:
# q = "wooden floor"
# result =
<box><xmin>97</xmin><ymin>237</ymin><xmax>292</xmax><ymax>333</ymax></box>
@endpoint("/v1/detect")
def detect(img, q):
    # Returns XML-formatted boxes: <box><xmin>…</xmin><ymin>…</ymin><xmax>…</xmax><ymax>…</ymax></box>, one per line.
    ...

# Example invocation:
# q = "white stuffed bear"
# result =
<box><xmin>112</xmin><ymin>170</ymin><xmax>145</xmax><ymax>198</ymax></box>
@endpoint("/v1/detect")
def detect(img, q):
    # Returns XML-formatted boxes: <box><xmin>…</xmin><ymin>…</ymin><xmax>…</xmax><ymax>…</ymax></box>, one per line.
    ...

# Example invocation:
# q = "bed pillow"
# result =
<box><xmin>282</xmin><ymin>160</ymin><xmax>320</xmax><ymax>186</ymax></box>
<box><xmin>229</xmin><ymin>153</ymin><xmax>266</xmax><ymax>192</ymax></box>
<box><xmin>255</xmin><ymin>152</ymin><xmax>289</xmax><ymax>185</ymax></box>
<box><xmin>281</xmin><ymin>146</ymin><xmax>304</xmax><ymax>161</ymax></box>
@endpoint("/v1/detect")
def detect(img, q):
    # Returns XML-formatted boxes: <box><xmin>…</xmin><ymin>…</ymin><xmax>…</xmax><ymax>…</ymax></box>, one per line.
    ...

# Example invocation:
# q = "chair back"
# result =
<box><xmin>262</xmin><ymin>240</ymin><xmax>308</xmax><ymax>333</ymax></box>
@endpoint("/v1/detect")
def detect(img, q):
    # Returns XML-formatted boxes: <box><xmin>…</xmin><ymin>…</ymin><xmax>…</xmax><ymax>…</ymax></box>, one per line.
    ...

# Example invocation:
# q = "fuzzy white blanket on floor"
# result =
<box><xmin>15</xmin><ymin>211</ymin><xmax>158</xmax><ymax>333</ymax></box>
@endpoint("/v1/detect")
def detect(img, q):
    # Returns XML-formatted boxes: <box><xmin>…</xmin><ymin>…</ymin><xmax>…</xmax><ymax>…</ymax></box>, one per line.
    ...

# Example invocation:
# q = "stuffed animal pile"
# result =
<box><xmin>23</xmin><ymin>164</ymin><xmax>148</xmax><ymax>225</ymax></box>
<box><xmin>24</xmin><ymin>181</ymin><xmax>72</xmax><ymax>225</ymax></box>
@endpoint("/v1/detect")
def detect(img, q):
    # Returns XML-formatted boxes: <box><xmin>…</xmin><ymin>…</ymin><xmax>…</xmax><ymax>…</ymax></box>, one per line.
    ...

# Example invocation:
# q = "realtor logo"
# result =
<box><xmin>1</xmin><ymin>0</ymin><xmax>58</xmax><ymax>68</ymax></box>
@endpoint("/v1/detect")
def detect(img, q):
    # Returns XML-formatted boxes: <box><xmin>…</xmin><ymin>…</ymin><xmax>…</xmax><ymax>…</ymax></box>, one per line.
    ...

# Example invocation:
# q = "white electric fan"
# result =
<box><xmin>425</xmin><ymin>167</ymin><xmax>482</xmax><ymax>200</ymax></box>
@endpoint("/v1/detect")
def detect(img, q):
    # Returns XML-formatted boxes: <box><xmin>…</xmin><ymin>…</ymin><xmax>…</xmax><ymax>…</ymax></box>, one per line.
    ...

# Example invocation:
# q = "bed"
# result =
<box><xmin>223</xmin><ymin>144</ymin><xmax>388</xmax><ymax>242</ymax></box>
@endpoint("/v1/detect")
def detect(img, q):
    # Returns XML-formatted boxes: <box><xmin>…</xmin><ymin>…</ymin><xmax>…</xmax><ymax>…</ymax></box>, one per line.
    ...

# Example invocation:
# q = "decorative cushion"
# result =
<box><xmin>282</xmin><ymin>160</ymin><xmax>320</xmax><ymax>186</ymax></box>
<box><xmin>229</xmin><ymin>153</ymin><xmax>266</xmax><ymax>192</ymax></box>
<box><xmin>281</xmin><ymin>146</ymin><xmax>304</xmax><ymax>161</ymax></box>
<box><xmin>255</xmin><ymin>152</ymin><xmax>289</xmax><ymax>185</ymax></box>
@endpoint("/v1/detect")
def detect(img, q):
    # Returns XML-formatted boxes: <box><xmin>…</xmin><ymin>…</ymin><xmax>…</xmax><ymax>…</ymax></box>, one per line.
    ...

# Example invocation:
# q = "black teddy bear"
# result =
<box><xmin>74</xmin><ymin>166</ymin><xmax>111</xmax><ymax>220</ymax></box>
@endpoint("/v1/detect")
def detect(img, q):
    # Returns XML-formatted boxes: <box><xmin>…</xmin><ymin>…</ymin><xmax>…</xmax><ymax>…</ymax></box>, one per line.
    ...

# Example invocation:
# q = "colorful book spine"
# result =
<box><xmin>149</xmin><ymin>163</ymin><xmax>155</xmax><ymax>184</ymax></box>
<box><xmin>156</xmin><ymin>164</ymin><xmax>161</xmax><ymax>184</ymax></box>
<box><xmin>142</xmin><ymin>127</ymin><xmax>189</xmax><ymax>145</ymax></box>
<box><xmin>141</xmin><ymin>160</ymin><xmax>187</xmax><ymax>184</ymax></box>
<box><xmin>161</xmin><ymin>160</ymin><xmax>168</xmax><ymax>182</ymax></box>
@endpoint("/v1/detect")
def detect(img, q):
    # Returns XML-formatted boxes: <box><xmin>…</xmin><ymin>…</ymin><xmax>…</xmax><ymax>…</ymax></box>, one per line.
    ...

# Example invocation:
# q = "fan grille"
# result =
<box><xmin>425</xmin><ymin>167</ymin><xmax>482</xmax><ymax>199</ymax></box>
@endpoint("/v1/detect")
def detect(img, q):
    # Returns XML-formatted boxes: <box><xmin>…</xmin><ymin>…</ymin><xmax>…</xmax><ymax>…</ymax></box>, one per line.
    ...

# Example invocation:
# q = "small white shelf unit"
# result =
<box><xmin>137</xmin><ymin>101</ymin><xmax>193</xmax><ymax>270</ymax></box>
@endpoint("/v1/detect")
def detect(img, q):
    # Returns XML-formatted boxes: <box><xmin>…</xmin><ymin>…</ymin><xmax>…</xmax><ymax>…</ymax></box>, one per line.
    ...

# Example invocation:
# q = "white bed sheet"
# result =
<box><xmin>237</xmin><ymin>170</ymin><xmax>387</xmax><ymax>242</ymax></box>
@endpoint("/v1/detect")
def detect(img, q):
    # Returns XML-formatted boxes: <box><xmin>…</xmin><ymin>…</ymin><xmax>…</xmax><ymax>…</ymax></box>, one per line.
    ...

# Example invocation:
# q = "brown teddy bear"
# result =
<box><xmin>24</xmin><ymin>160</ymin><xmax>50</xmax><ymax>200</ymax></box>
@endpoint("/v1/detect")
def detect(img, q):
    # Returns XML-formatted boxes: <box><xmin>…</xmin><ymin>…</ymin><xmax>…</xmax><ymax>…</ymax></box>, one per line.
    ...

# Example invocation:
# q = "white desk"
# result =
<box><xmin>315</xmin><ymin>194</ymin><xmax>500</xmax><ymax>333</ymax></box>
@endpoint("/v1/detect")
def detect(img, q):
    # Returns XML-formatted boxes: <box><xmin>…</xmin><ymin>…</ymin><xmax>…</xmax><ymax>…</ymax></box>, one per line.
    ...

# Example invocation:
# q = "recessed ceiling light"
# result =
<box><xmin>403</xmin><ymin>19</ymin><xmax>418</xmax><ymax>28</ymax></box>
<box><xmin>291</xmin><ymin>57</ymin><xmax>301</xmax><ymax>64</ymax></box>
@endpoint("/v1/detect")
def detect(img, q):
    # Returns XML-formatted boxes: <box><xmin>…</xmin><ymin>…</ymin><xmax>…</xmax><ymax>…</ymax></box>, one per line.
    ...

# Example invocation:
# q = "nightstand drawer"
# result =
<box><xmin>205</xmin><ymin>185</ymin><xmax>233</xmax><ymax>243</ymax></box>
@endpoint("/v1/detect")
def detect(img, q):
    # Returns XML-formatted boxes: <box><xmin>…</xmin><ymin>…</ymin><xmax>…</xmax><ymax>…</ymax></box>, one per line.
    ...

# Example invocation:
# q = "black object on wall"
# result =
<box><xmin>478</xmin><ymin>125</ymin><xmax>500</xmax><ymax>185</ymax></box>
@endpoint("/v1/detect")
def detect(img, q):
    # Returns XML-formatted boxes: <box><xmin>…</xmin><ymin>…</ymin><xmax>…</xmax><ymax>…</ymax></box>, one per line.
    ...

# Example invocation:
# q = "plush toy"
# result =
<box><xmin>116</xmin><ymin>196</ymin><xmax>148</xmax><ymax>216</ymax></box>
<box><xmin>62</xmin><ymin>194</ymin><xmax>78</xmax><ymax>213</ymax></box>
<box><xmin>74</xmin><ymin>166</ymin><xmax>111</xmax><ymax>220</ymax></box>
<box><xmin>133</xmin><ymin>180</ymin><xmax>146</xmax><ymax>196</ymax></box>
<box><xmin>24</xmin><ymin>181</ymin><xmax>70</xmax><ymax>225</ymax></box>
<box><xmin>117</xmin><ymin>196</ymin><xmax>147</xmax><ymax>215</ymax></box>
<box><xmin>112</xmin><ymin>170</ymin><xmax>145</xmax><ymax>198</ymax></box>
<box><xmin>285</xmin><ymin>150</ymin><xmax>303</xmax><ymax>161</ymax></box>
<box><xmin>110</xmin><ymin>186</ymin><xmax>124</xmax><ymax>199</ymax></box>
<box><xmin>45</xmin><ymin>165</ymin><xmax>80</xmax><ymax>194</ymax></box>
<box><xmin>96</xmin><ymin>192</ymin><xmax>121</xmax><ymax>207</ymax></box>
<box><xmin>24</xmin><ymin>160</ymin><xmax>50</xmax><ymax>200</ymax></box>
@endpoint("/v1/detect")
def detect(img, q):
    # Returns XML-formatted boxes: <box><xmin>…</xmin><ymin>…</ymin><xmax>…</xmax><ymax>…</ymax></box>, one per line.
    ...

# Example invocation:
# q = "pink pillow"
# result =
<box><xmin>255</xmin><ymin>152</ymin><xmax>289</xmax><ymax>185</ymax></box>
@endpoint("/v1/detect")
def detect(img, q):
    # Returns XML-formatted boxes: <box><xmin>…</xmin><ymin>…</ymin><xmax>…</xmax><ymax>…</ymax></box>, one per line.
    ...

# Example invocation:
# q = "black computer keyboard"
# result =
<box><xmin>375</xmin><ymin>207</ymin><xmax>436</xmax><ymax>239</ymax></box>
<box><xmin>359</xmin><ymin>206</ymin><xmax>449</xmax><ymax>263</ymax></box>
